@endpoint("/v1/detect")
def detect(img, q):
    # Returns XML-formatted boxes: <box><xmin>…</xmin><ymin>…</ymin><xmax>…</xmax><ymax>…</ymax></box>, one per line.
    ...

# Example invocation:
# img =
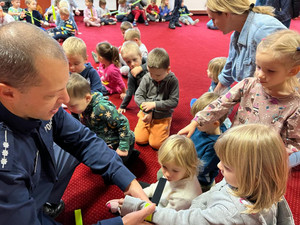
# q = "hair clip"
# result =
<box><xmin>249</xmin><ymin>3</ymin><xmax>254</xmax><ymax>11</ymax></box>
<box><xmin>297</xmin><ymin>47</ymin><xmax>300</xmax><ymax>51</ymax></box>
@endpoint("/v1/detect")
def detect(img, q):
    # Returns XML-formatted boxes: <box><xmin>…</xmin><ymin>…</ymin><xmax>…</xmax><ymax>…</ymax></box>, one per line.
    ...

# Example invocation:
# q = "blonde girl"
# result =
<box><xmin>206</xmin><ymin>0</ymin><xmax>286</xmax><ymax>94</ymax></box>
<box><xmin>96</xmin><ymin>42</ymin><xmax>126</xmax><ymax>98</ymax></box>
<box><xmin>179</xmin><ymin>29</ymin><xmax>300</xmax><ymax>167</ymax></box>
<box><xmin>159</xmin><ymin>0</ymin><xmax>172</xmax><ymax>22</ymax></box>
<box><xmin>143</xmin><ymin>135</ymin><xmax>202</xmax><ymax>211</ymax></box>
<box><xmin>120</xmin><ymin>124</ymin><xmax>294</xmax><ymax>224</ymax></box>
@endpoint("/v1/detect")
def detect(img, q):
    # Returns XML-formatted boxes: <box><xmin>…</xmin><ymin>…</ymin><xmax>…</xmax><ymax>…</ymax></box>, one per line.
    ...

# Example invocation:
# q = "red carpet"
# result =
<box><xmin>56</xmin><ymin>16</ymin><xmax>300</xmax><ymax>225</ymax></box>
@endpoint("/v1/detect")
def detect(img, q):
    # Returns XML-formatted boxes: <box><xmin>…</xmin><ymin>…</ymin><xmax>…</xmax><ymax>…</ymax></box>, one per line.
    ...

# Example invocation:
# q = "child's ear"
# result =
<box><xmin>85</xmin><ymin>93</ymin><xmax>92</xmax><ymax>102</ymax></box>
<box><xmin>213</xmin><ymin>120</ymin><xmax>220</xmax><ymax>127</ymax></box>
<box><xmin>289</xmin><ymin>65</ymin><xmax>300</xmax><ymax>77</ymax></box>
<box><xmin>167</xmin><ymin>66</ymin><xmax>171</xmax><ymax>73</ymax></box>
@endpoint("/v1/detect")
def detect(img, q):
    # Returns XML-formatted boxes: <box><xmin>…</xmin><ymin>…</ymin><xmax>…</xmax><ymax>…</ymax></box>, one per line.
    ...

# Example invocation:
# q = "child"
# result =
<box><xmin>169</xmin><ymin>0</ymin><xmax>182</xmax><ymax>29</ymax></box>
<box><xmin>119</xmin><ymin>22</ymin><xmax>134</xmax><ymax>76</ymax></box>
<box><xmin>120</xmin><ymin>124</ymin><xmax>294</xmax><ymax>224</ymax></box>
<box><xmin>134</xmin><ymin>48</ymin><xmax>179</xmax><ymax>150</ymax></box>
<box><xmin>119</xmin><ymin>41</ymin><xmax>148</xmax><ymax>113</ymax></box>
<box><xmin>159</xmin><ymin>0</ymin><xmax>172</xmax><ymax>22</ymax></box>
<box><xmin>116</xmin><ymin>0</ymin><xmax>130</xmax><ymax>22</ymax></box>
<box><xmin>146</xmin><ymin>0</ymin><xmax>160</xmax><ymax>22</ymax></box>
<box><xmin>0</xmin><ymin>5</ymin><xmax>14</xmax><ymax>25</ymax></box>
<box><xmin>55</xmin><ymin>0</ymin><xmax>79</xmax><ymax>34</ymax></box>
<box><xmin>108</xmin><ymin>135</ymin><xmax>202</xmax><ymax>212</ymax></box>
<box><xmin>20</xmin><ymin>0</ymin><xmax>46</xmax><ymax>28</ymax></box>
<box><xmin>128</xmin><ymin>0</ymin><xmax>148</xmax><ymax>26</ymax></box>
<box><xmin>178</xmin><ymin>0</ymin><xmax>199</xmax><ymax>25</ymax></box>
<box><xmin>124</xmin><ymin>27</ymin><xmax>148</xmax><ymax>58</ymax></box>
<box><xmin>44</xmin><ymin>0</ymin><xmax>60</xmax><ymax>23</ymax></box>
<box><xmin>66</xmin><ymin>73</ymin><xmax>139</xmax><ymax>166</ymax></box>
<box><xmin>120</xmin><ymin>21</ymin><xmax>133</xmax><ymax>37</ymax></box>
<box><xmin>98</xmin><ymin>0</ymin><xmax>116</xmax><ymax>25</ymax></box>
<box><xmin>48</xmin><ymin>7</ymin><xmax>76</xmax><ymax>41</ymax></box>
<box><xmin>206</xmin><ymin>57</ymin><xmax>227</xmax><ymax>92</ymax></box>
<box><xmin>62</xmin><ymin>36</ymin><xmax>107</xmax><ymax>94</ymax></box>
<box><xmin>179</xmin><ymin>29</ymin><xmax>300</xmax><ymax>167</ymax></box>
<box><xmin>190</xmin><ymin>92</ymin><xmax>227</xmax><ymax>192</ymax></box>
<box><xmin>83</xmin><ymin>0</ymin><xmax>100</xmax><ymax>27</ymax></box>
<box><xmin>8</xmin><ymin>0</ymin><xmax>23</xmax><ymax>21</ymax></box>
<box><xmin>96</xmin><ymin>41</ymin><xmax>126</xmax><ymax>98</ymax></box>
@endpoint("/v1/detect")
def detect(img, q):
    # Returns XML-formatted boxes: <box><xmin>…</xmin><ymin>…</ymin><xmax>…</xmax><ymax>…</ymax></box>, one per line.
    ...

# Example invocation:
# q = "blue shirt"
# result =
<box><xmin>0</xmin><ymin>104</ymin><xmax>134</xmax><ymax>224</ymax></box>
<box><xmin>218</xmin><ymin>11</ymin><xmax>286</xmax><ymax>87</ymax></box>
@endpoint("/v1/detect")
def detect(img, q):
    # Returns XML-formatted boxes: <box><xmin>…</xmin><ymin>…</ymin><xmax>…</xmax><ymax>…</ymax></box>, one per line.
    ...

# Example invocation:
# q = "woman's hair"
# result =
<box><xmin>96</xmin><ymin>42</ymin><xmax>120</xmax><ymax>67</ymax></box>
<box><xmin>160</xmin><ymin>0</ymin><xmax>169</xmax><ymax>8</ymax></box>
<box><xmin>214</xmin><ymin>124</ymin><xmax>289</xmax><ymax>214</ymax></box>
<box><xmin>206</xmin><ymin>0</ymin><xmax>274</xmax><ymax>16</ymax></box>
<box><xmin>62</xmin><ymin>37</ymin><xmax>87</xmax><ymax>60</ymax></box>
<box><xmin>147</xmin><ymin>48</ymin><xmax>170</xmax><ymax>69</ymax></box>
<box><xmin>66</xmin><ymin>73</ymin><xmax>91</xmax><ymax>99</ymax></box>
<box><xmin>158</xmin><ymin>135</ymin><xmax>201</xmax><ymax>178</ymax></box>
<box><xmin>208</xmin><ymin>57</ymin><xmax>227</xmax><ymax>83</ymax></box>
<box><xmin>256</xmin><ymin>29</ymin><xmax>300</xmax><ymax>91</ymax></box>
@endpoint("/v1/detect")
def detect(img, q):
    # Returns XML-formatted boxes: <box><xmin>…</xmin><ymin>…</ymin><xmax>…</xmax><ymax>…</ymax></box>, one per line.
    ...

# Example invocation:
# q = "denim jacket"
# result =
<box><xmin>218</xmin><ymin>11</ymin><xmax>286</xmax><ymax>87</ymax></box>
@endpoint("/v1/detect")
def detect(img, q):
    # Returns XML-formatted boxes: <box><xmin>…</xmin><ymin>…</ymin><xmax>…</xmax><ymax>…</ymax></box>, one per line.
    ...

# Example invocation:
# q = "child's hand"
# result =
<box><xmin>141</xmin><ymin>102</ymin><xmax>155</xmax><ymax>112</ymax></box>
<box><xmin>189</xmin><ymin>13</ymin><xmax>193</xmax><ymax>16</ymax></box>
<box><xmin>177</xmin><ymin>120</ymin><xmax>198</xmax><ymax>138</ymax></box>
<box><xmin>164</xmin><ymin>13</ymin><xmax>167</xmax><ymax>16</ymax></box>
<box><xmin>131</xmin><ymin>66</ymin><xmax>143</xmax><ymax>77</ymax></box>
<box><xmin>75</xmin><ymin>8</ymin><xmax>80</xmax><ymax>16</ymax></box>
<box><xmin>142</xmin><ymin>112</ymin><xmax>152</xmax><ymax>124</ymax></box>
<box><xmin>118</xmin><ymin>108</ymin><xmax>126</xmax><ymax>113</ymax></box>
<box><xmin>120</xmin><ymin>93</ymin><xmax>126</xmax><ymax>99</ymax></box>
<box><xmin>116</xmin><ymin>148</ymin><xmax>129</xmax><ymax>157</ymax></box>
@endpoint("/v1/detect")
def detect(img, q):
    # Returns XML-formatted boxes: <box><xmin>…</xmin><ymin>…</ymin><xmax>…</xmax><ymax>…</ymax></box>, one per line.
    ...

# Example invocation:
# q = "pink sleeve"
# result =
<box><xmin>283</xmin><ymin>107</ymin><xmax>300</xmax><ymax>154</ymax></box>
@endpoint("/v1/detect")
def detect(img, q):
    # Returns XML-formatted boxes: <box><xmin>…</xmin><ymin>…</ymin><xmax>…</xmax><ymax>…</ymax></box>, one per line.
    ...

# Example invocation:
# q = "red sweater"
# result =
<box><xmin>146</xmin><ymin>5</ymin><xmax>160</xmax><ymax>14</ymax></box>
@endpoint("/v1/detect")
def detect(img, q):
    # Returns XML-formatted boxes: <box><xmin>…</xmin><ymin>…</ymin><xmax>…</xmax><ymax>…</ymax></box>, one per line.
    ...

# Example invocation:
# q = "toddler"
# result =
<box><xmin>116</xmin><ymin>0</ymin><xmax>130</xmax><ymax>22</ymax></box>
<box><xmin>120</xmin><ymin>21</ymin><xmax>133</xmax><ymax>37</ymax></box>
<box><xmin>119</xmin><ymin>41</ymin><xmax>148</xmax><ymax>113</ymax></box>
<box><xmin>48</xmin><ymin>7</ymin><xmax>76</xmax><ymax>41</ymax></box>
<box><xmin>178</xmin><ymin>0</ymin><xmax>199</xmax><ymax>25</ymax></box>
<box><xmin>206</xmin><ymin>57</ymin><xmax>227</xmax><ymax>92</ymax></box>
<box><xmin>20</xmin><ymin>0</ymin><xmax>46</xmax><ymax>28</ymax></box>
<box><xmin>62</xmin><ymin>36</ymin><xmax>107</xmax><ymax>94</ymax></box>
<box><xmin>83</xmin><ymin>0</ymin><xmax>100</xmax><ymax>27</ymax></box>
<box><xmin>124</xmin><ymin>27</ymin><xmax>148</xmax><ymax>58</ymax></box>
<box><xmin>0</xmin><ymin>5</ymin><xmax>14</xmax><ymax>25</ymax></box>
<box><xmin>96</xmin><ymin>41</ymin><xmax>126</xmax><ymax>98</ymax></box>
<box><xmin>179</xmin><ymin>29</ymin><xmax>300</xmax><ymax>167</ymax></box>
<box><xmin>159</xmin><ymin>0</ymin><xmax>172</xmax><ymax>22</ymax></box>
<box><xmin>44</xmin><ymin>0</ymin><xmax>60</xmax><ymax>23</ymax></box>
<box><xmin>98</xmin><ymin>0</ymin><xmax>116</xmax><ymax>25</ymax></box>
<box><xmin>134</xmin><ymin>48</ymin><xmax>179</xmax><ymax>150</ymax></box>
<box><xmin>56</xmin><ymin>0</ymin><xmax>78</xmax><ymax>33</ymax></box>
<box><xmin>120</xmin><ymin>124</ymin><xmax>294</xmax><ymax>225</ymax></box>
<box><xmin>128</xmin><ymin>0</ymin><xmax>148</xmax><ymax>26</ymax></box>
<box><xmin>66</xmin><ymin>73</ymin><xmax>139</xmax><ymax>166</ymax></box>
<box><xmin>190</xmin><ymin>92</ymin><xmax>227</xmax><ymax>192</ymax></box>
<box><xmin>8</xmin><ymin>0</ymin><xmax>23</xmax><ymax>21</ymax></box>
<box><xmin>146</xmin><ymin>0</ymin><xmax>160</xmax><ymax>22</ymax></box>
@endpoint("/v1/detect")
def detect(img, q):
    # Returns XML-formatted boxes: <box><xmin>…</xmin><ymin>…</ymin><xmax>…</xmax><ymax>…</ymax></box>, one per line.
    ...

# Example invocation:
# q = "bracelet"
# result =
<box><xmin>144</xmin><ymin>203</ymin><xmax>153</xmax><ymax>222</ymax></box>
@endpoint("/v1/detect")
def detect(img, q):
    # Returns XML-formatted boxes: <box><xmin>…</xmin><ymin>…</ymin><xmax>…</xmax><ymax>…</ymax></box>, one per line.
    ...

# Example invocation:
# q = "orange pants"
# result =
<box><xmin>134</xmin><ymin>111</ymin><xmax>172</xmax><ymax>150</ymax></box>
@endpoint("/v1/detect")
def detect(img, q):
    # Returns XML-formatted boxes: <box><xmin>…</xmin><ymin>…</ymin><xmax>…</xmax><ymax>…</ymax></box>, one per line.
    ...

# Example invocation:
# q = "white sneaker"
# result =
<box><xmin>193</xmin><ymin>19</ymin><xmax>199</xmax><ymax>25</ymax></box>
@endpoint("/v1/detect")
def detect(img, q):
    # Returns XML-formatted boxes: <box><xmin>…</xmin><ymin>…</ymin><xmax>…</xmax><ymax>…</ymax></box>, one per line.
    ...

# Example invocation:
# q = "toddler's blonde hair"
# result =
<box><xmin>147</xmin><ymin>48</ymin><xmax>170</xmax><ymax>70</ymax></box>
<box><xmin>121</xmin><ymin>41</ymin><xmax>141</xmax><ymax>57</ymax></box>
<box><xmin>124</xmin><ymin>28</ymin><xmax>141</xmax><ymax>41</ymax></box>
<box><xmin>120</xmin><ymin>21</ymin><xmax>133</xmax><ymax>31</ymax></box>
<box><xmin>256</xmin><ymin>29</ymin><xmax>300</xmax><ymax>91</ymax></box>
<box><xmin>215</xmin><ymin>124</ymin><xmax>289</xmax><ymax>214</ymax></box>
<box><xmin>62</xmin><ymin>37</ymin><xmax>87</xmax><ymax>60</ymax></box>
<box><xmin>158</xmin><ymin>135</ymin><xmax>200</xmax><ymax>178</ymax></box>
<box><xmin>208</xmin><ymin>57</ymin><xmax>227</xmax><ymax>83</ymax></box>
<box><xmin>206</xmin><ymin>0</ymin><xmax>274</xmax><ymax>16</ymax></box>
<box><xmin>59</xmin><ymin>7</ymin><xmax>70</xmax><ymax>16</ymax></box>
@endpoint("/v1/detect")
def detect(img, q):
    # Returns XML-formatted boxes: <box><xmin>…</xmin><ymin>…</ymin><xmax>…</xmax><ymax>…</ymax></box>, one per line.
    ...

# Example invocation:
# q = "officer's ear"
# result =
<box><xmin>0</xmin><ymin>83</ymin><xmax>16</xmax><ymax>100</ymax></box>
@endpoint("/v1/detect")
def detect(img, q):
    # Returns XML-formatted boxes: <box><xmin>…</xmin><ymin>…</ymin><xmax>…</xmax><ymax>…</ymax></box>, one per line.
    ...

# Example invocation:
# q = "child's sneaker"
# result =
<box><xmin>192</xmin><ymin>19</ymin><xmax>199</xmax><ymax>25</ymax></box>
<box><xmin>145</xmin><ymin>20</ymin><xmax>149</xmax><ymax>26</ymax></box>
<box><xmin>133</xmin><ymin>20</ymin><xmax>137</xmax><ymax>26</ymax></box>
<box><xmin>162</xmin><ymin>18</ymin><xmax>165</xmax><ymax>22</ymax></box>
<box><xmin>155</xmin><ymin>18</ymin><xmax>159</xmax><ymax>22</ymax></box>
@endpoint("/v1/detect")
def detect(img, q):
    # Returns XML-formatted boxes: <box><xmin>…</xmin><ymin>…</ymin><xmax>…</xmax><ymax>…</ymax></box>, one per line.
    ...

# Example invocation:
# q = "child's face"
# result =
<box><xmin>27</xmin><ymin>0</ymin><xmax>37</xmax><ymax>10</ymax></box>
<box><xmin>181</xmin><ymin>1</ymin><xmax>184</xmax><ymax>7</ymax></box>
<box><xmin>161</xmin><ymin>161</ymin><xmax>187</xmax><ymax>182</ymax></box>
<box><xmin>165</xmin><ymin>0</ymin><xmax>169</xmax><ymax>5</ymax></box>
<box><xmin>60</xmin><ymin>13</ymin><xmax>70</xmax><ymax>21</ymax></box>
<box><xmin>100</xmin><ymin>3</ymin><xmax>105</xmax><ymax>9</ymax></box>
<box><xmin>121</xmin><ymin>28</ymin><xmax>126</xmax><ymax>37</ymax></box>
<box><xmin>120</xmin><ymin>3</ymin><xmax>126</xmax><ymax>7</ymax></box>
<box><xmin>85</xmin><ymin>0</ymin><xmax>92</xmax><ymax>8</ymax></box>
<box><xmin>151</xmin><ymin>1</ymin><xmax>156</xmax><ymax>6</ymax></box>
<box><xmin>66</xmin><ymin>54</ymin><xmax>87</xmax><ymax>74</ymax></box>
<box><xmin>67</xmin><ymin>95</ymin><xmax>90</xmax><ymax>114</ymax></box>
<box><xmin>122</xmin><ymin>51</ymin><xmax>142</xmax><ymax>70</ymax></box>
<box><xmin>12</xmin><ymin>0</ymin><xmax>21</xmax><ymax>8</ymax></box>
<box><xmin>255</xmin><ymin>51</ymin><xmax>294</xmax><ymax>94</ymax></box>
<box><xmin>207</xmin><ymin>69</ymin><xmax>218</xmax><ymax>83</ymax></box>
<box><xmin>217</xmin><ymin>161</ymin><xmax>238</xmax><ymax>188</ymax></box>
<box><xmin>148</xmin><ymin>67</ymin><xmax>170</xmax><ymax>82</ymax></box>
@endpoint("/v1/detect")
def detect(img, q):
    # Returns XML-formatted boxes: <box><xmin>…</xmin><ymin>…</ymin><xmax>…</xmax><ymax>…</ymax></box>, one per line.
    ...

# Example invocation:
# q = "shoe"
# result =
<box><xmin>193</xmin><ymin>19</ymin><xmax>199</xmax><ymax>25</ymax></box>
<box><xmin>43</xmin><ymin>199</ymin><xmax>65</xmax><ymax>218</ymax></box>
<box><xmin>175</xmin><ymin>21</ymin><xmax>182</xmax><ymax>27</ymax></box>
<box><xmin>144</xmin><ymin>20</ymin><xmax>149</xmax><ymax>26</ymax></box>
<box><xmin>169</xmin><ymin>22</ymin><xmax>175</xmax><ymax>29</ymax></box>
<box><xmin>162</xmin><ymin>18</ymin><xmax>165</xmax><ymax>22</ymax></box>
<box><xmin>155</xmin><ymin>19</ymin><xmax>159</xmax><ymax>22</ymax></box>
<box><xmin>133</xmin><ymin>21</ymin><xmax>137</xmax><ymax>26</ymax></box>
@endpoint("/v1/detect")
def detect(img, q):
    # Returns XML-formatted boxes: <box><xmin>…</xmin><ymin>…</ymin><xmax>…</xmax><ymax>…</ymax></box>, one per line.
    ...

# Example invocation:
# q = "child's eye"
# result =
<box><xmin>268</xmin><ymin>70</ymin><xmax>275</xmax><ymax>73</ymax></box>
<box><xmin>256</xmin><ymin>65</ymin><xmax>261</xmax><ymax>70</ymax></box>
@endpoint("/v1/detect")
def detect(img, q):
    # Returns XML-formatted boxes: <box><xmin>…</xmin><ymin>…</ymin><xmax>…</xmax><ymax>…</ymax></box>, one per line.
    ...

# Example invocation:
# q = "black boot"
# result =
<box><xmin>169</xmin><ymin>22</ymin><xmax>176</xmax><ymax>29</ymax></box>
<box><xmin>175</xmin><ymin>21</ymin><xmax>182</xmax><ymax>27</ymax></box>
<box><xmin>43</xmin><ymin>199</ymin><xmax>65</xmax><ymax>218</ymax></box>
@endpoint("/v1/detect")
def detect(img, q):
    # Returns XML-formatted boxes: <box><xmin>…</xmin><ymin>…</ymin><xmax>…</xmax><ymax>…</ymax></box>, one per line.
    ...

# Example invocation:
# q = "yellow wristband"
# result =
<box><xmin>144</xmin><ymin>203</ymin><xmax>153</xmax><ymax>222</ymax></box>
